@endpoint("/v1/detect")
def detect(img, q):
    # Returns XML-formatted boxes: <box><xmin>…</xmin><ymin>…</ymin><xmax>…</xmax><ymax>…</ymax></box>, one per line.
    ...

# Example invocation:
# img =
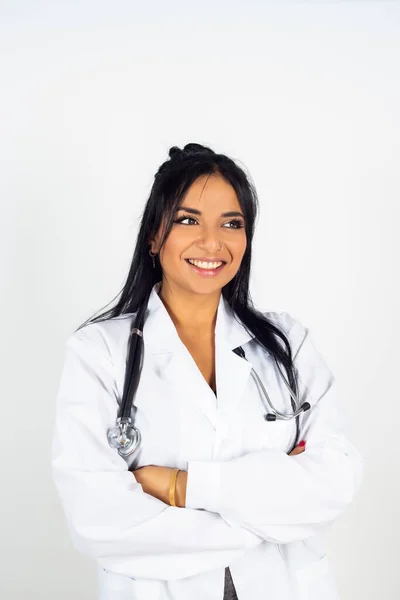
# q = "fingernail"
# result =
<box><xmin>298</xmin><ymin>440</ymin><xmax>306</xmax><ymax>447</ymax></box>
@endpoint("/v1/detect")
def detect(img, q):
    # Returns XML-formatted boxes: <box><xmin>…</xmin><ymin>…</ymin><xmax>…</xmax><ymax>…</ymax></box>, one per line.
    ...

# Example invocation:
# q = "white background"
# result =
<box><xmin>1</xmin><ymin>1</ymin><xmax>399</xmax><ymax>598</ymax></box>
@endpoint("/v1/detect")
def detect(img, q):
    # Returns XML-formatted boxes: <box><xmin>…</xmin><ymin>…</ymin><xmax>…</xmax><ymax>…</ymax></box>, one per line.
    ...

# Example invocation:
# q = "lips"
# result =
<box><xmin>185</xmin><ymin>259</ymin><xmax>227</xmax><ymax>264</ymax></box>
<box><xmin>184</xmin><ymin>258</ymin><xmax>227</xmax><ymax>277</ymax></box>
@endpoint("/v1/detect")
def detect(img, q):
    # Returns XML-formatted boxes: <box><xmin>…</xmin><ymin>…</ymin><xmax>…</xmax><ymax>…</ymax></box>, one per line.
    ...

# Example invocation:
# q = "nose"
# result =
<box><xmin>197</xmin><ymin>228</ymin><xmax>223</xmax><ymax>253</ymax></box>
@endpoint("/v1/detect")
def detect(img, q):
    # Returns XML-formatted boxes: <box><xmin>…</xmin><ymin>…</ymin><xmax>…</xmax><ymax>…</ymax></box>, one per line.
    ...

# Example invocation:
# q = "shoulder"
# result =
<box><xmin>65</xmin><ymin>312</ymin><xmax>137</xmax><ymax>360</ymax></box>
<box><xmin>263</xmin><ymin>311</ymin><xmax>333</xmax><ymax>382</ymax></box>
<box><xmin>262</xmin><ymin>310</ymin><xmax>306</xmax><ymax>335</ymax></box>
<box><xmin>262</xmin><ymin>310</ymin><xmax>293</xmax><ymax>331</ymax></box>
<box><xmin>259</xmin><ymin>310</ymin><xmax>309</xmax><ymax>353</ymax></box>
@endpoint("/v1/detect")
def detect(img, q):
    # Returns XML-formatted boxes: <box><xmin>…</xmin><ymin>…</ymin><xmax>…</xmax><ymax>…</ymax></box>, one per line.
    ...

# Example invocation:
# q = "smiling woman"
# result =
<box><xmin>51</xmin><ymin>142</ymin><xmax>363</xmax><ymax>600</ymax></box>
<box><xmin>150</xmin><ymin>172</ymin><xmax>248</xmax><ymax>300</ymax></box>
<box><xmin>176</xmin><ymin>202</ymin><xmax>244</xmax><ymax>277</ymax></box>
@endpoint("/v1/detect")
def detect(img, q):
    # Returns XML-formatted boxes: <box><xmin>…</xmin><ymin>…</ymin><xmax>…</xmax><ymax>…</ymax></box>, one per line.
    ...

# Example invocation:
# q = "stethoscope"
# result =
<box><xmin>107</xmin><ymin>310</ymin><xmax>311</xmax><ymax>458</ymax></box>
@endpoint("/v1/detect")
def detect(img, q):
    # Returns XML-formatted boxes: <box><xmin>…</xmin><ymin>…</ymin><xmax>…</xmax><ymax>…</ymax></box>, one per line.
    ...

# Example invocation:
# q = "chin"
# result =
<box><xmin>183</xmin><ymin>280</ymin><xmax>224</xmax><ymax>295</ymax></box>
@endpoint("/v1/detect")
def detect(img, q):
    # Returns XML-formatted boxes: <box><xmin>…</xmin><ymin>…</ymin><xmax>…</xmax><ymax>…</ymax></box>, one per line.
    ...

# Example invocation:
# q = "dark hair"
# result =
<box><xmin>76</xmin><ymin>142</ymin><xmax>300</xmax><ymax>445</ymax></box>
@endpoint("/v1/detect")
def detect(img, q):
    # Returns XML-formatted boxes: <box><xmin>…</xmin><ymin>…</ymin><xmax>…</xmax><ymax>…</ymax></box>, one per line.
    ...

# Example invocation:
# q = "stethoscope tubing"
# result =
<box><xmin>108</xmin><ymin>319</ymin><xmax>310</xmax><ymax>457</ymax></box>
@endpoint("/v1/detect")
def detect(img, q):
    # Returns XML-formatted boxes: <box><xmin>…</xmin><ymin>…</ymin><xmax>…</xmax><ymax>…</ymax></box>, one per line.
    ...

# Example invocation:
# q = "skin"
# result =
<box><xmin>132</xmin><ymin>173</ymin><xmax>306</xmax><ymax>506</ymax></box>
<box><xmin>149</xmin><ymin>172</ymin><xmax>248</xmax><ymax>334</ymax></box>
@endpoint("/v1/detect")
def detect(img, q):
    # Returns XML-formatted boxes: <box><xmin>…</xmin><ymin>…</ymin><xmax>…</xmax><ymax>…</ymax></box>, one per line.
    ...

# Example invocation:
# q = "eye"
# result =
<box><xmin>224</xmin><ymin>218</ymin><xmax>245</xmax><ymax>229</ymax></box>
<box><xmin>173</xmin><ymin>215</ymin><xmax>198</xmax><ymax>225</ymax></box>
<box><xmin>173</xmin><ymin>215</ymin><xmax>245</xmax><ymax>229</ymax></box>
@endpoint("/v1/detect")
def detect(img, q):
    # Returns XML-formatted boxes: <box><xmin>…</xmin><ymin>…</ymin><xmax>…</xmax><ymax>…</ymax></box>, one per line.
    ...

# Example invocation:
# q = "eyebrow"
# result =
<box><xmin>176</xmin><ymin>207</ymin><xmax>244</xmax><ymax>218</ymax></box>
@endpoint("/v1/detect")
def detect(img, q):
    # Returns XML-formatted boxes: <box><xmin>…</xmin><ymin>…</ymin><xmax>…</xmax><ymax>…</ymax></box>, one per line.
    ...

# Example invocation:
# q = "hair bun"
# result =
<box><xmin>168</xmin><ymin>143</ymin><xmax>215</xmax><ymax>161</ymax></box>
<box><xmin>182</xmin><ymin>143</ymin><xmax>214</xmax><ymax>156</ymax></box>
<box><xmin>168</xmin><ymin>146</ymin><xmax>182</xmax><ymax>160</ymax></box>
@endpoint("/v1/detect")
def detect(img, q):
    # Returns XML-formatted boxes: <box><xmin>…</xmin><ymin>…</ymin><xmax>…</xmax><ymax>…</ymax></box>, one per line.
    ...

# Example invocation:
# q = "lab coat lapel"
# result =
<box><xmin>143</xmin><ymin>282</ymin><xmax>255</xmax><ymax>429</ymax></box>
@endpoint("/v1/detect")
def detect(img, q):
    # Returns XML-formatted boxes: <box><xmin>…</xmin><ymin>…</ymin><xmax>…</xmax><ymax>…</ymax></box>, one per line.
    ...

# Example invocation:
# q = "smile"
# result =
<box><xmin>184</xmin><ymin>258</ymin><xmax>227</xmax><ymax>277</ymax></box>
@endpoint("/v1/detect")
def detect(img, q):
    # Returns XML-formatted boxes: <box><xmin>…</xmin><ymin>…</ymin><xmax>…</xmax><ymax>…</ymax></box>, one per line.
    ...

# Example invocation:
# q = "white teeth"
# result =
<box><xmin>187</xmin><ymin>259</ymin><xmax>223</xmax><ymax>269</ymax></box>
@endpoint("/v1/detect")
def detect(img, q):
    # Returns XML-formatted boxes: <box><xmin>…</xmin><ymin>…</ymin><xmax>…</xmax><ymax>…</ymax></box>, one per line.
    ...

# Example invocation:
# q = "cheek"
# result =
<box><xmin>159</xmin><ymin>234</ymin><xmax>187</xmax><ymax>266</ymax></box>
<box><xmin>229</xmin><ymin>235</ymin><xmax>247</xmax><ymax>262</ymax></box>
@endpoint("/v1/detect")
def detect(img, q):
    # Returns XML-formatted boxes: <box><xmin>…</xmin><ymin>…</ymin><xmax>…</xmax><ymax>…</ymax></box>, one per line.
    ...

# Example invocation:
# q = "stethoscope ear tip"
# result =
<box><xmin>265</xmin><ymin>413</ymin><xmax>277</xmax><ymax>422</ymax></box>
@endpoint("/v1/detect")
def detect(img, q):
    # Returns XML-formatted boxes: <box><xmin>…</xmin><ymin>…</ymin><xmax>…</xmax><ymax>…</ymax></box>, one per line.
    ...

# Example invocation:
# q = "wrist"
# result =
<box><xmin>175</xmin><ymin>470</ymin><xmax>188</xmax><ymax>508</ymax></box>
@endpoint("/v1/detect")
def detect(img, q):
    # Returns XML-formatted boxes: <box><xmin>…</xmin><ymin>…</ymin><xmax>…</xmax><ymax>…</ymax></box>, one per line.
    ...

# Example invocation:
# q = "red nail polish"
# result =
<box><xmin>298</xmin><ymin>440</ymin><xmax>306</xmax><ymax>447</ymax></box>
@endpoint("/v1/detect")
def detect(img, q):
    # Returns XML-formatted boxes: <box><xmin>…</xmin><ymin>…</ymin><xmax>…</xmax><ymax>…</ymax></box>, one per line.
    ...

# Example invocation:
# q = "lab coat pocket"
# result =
<box><xmin>98</xmin><ymin>567</ymin><xmax>138</xmax><ymax>600</ymax></box>
<box><xmin>295</xmin><ymin>555</ymin><xmax>340</xmax><ymax>600</ymax></box>
<box><xmin>252</xmin><ymin>417</ymin><xmax>297</xmax><ymax>453</ymax></box>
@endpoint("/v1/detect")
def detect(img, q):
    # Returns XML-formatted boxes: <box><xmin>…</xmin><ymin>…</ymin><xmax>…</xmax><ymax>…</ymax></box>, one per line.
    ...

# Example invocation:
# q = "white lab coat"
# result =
<box><xmin>51</xmin><ymin>281</ymin><xmax>364</xmax><ymax>600</ymax></box>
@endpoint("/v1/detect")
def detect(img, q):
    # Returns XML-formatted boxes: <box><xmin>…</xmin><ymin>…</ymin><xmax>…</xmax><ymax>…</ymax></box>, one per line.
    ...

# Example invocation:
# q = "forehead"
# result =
<box><xmin>180</xmin><ymin>174</ymin><xmax>240</xmax><ymax>209</ymax></box>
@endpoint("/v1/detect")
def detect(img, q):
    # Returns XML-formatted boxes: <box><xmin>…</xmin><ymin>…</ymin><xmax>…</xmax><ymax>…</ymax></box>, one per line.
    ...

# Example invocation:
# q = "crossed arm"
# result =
<box><xmin>132</xmin><ymin>443</ymin><xmax>306</xmax><ymax>508</ymax></box>
<box><xmin>52</xmin><ymin>320</ymin><xmax>363</xmax><ymax>581</ymax></box>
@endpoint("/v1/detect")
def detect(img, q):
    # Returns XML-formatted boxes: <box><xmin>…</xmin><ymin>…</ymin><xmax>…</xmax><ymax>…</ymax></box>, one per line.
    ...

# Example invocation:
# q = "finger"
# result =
<box><xmin>288</xmin><ymin>441</ymin><xmax>306</xmax><ymax>456</ymax></box>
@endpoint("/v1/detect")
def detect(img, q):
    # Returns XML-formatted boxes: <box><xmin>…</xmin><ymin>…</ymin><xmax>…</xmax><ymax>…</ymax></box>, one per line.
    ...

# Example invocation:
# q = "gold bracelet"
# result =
<box><xmin>169</xmin><ymin>468</ymin><xmax>180</xmax><ymax>506</ymax></box>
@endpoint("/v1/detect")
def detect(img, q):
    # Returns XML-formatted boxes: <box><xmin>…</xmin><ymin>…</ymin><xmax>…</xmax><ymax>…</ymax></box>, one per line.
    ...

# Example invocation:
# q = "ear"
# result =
<box><xmin>148</xmin><ymin>237</ymin><xmax>158</xmax><ymax>254</ymax></box>
<box><xmin>148</xmin><ymin>224</ymin><xmax>164</xmax><ymax>254</ymax></box>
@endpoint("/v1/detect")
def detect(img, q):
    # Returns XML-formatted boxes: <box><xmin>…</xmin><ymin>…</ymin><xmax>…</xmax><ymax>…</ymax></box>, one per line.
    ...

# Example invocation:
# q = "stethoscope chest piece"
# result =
<box><xmin>107</xmin><ymin>417</ymin><xmax>142</xmax><ymax>457</ymax></box>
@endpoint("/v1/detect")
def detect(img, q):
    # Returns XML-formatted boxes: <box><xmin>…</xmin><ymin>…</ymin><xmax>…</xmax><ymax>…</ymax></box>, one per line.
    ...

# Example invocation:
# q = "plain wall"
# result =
<box><xmin>1</xmin><ymin>1</ymin><xmax>399</xmax><ymax>598</ymax></box>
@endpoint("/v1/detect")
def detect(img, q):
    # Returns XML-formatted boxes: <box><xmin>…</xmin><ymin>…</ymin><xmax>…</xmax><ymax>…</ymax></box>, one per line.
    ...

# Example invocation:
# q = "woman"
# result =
<box><xmin>51</xmin><ymin>143</ymin><xmax>364</xmax><ymax>600</ymax></box>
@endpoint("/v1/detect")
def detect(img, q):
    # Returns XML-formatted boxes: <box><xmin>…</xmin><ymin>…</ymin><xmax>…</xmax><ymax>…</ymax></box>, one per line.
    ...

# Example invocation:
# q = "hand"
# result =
<box><xmin>288</xmin><ymin>441</ymin><xmax>306</xmax><ymax>456</ymax></box>
<box><xmin>132</xmin><ymin>465</ymin><xmax>187</xmax><ymax>507</ymax></box>
<box><xmin>132</xmin><ymin>465</ymin><xmax>172</xmax><ymax>504</ymax></box>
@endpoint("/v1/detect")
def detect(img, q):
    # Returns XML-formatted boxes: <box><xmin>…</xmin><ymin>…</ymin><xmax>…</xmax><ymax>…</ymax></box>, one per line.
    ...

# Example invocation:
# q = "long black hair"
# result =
<box><xmin>76</xmin><ymin>142</ymin><xmax>300</xmax><ymax>447</ymax></box>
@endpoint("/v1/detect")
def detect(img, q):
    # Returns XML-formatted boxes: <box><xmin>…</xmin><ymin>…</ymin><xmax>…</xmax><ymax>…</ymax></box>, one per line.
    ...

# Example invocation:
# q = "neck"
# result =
<box><xmin>157</xmin><ymin>281</ymin><xmax>221</xmax><ymax>334</ymax></box>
